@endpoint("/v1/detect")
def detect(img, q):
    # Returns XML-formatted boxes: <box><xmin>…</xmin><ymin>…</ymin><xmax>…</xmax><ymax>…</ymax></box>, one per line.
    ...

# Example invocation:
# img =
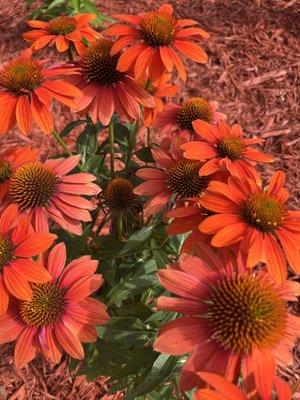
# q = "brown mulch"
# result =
<box><xmin>0</xmin><ymin>0</ymin><xmax>300</xmax><ymax>398</ymax></box>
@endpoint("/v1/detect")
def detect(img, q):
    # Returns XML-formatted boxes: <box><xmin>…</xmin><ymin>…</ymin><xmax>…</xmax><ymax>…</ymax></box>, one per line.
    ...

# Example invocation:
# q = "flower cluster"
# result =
<box><xmin>0</xmin><ymin>3</ymin><xmax>298</xmax><ymax>400</ymax></box>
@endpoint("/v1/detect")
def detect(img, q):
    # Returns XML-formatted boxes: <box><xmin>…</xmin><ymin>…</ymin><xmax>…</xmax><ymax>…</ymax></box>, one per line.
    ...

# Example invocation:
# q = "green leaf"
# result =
<box><xmin>115</xmin><ymin>301</ymin><xmax>153</xmax><ymax>321</ymax></box>
<box><xmin>114</xmin><ymin>123</ymin><xmax>130</xmax><ymax>147</ymax></box>
<box><xmin>60</xmin><ymin>120</ymin><xmax>86</xmax><ymax>137</ymax></box>
<box><xmin>125</xmin><ymin>354</ymin><xmax>179</xmax><ymax>399</ymax></box>
<box><xmin>118</xmin><ymin>225</ymin><xmax>155</xmax><ymax>256</ymax></box>
<box><xmin>47</xmin><ymin>0</ymin><xmax>66</xmax><ymax>10</ymax></box>
<box><xmin>135</xmin><ymin>147</ymin><xmax>155</xmax><ymax>163</ymax></box>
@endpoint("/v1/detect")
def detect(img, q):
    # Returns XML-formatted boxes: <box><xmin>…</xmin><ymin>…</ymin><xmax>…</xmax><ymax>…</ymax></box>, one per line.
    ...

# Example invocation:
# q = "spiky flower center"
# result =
<box><xmin>0</xmin><ymin>159</ymin><xmax>12</xmax><ymax>183</ymax></box>
<box><xmin>103</xmin><ymin>178</ymin><xmax>137</xmax><ymax>211</ymax></box>
<box><xmin>81</xmin><ymin>39</ymin><xmax>123</xmax><ymax>85</ymax></box>
<box><xmin>20</xmin><ymin>282</ymin><xmax>65</xmax><ymax>327</ymax></box>
<box><xmin>10</xmin><ymin>162</ymin><xmax>57</xmax><ymax>209</ymax></box>
<box><xmin>167</xmin><ymin>159</ymin><xmax>208</xmax><ymax>198</ymax></box>
<box><xmin>217</xmin><ymin>136</ymin><xmax>244</xmax><ymax>160</ymax></box>
<box><xmin>48</xmin><ymin>15</ymin><xmax>77</xmax><ymax>35</ymax></box>
<box><xmin>205</xmin><ymin>275</ymin><xmax>286</xmax><ymax>352</ymax></box>
<box><xmin>0</xmin><ymin>59</ymin><xmax>43</xmax><ymax>96</ymax></box>
<box><xmin>139</xmin><ymin>11</ymin><xmax>176</xmax><ymax>46</ymax></box>
<box><xmin>177</xmin><ymin>98</ymin><xmax>214</xmax><ymax>131</ymax></box>
<box><xmin>0</xmin><ymin>236</ymin><xmax>12</xmax><ymax>271</ymax></box>
<box><xmin>242</xmin><ymin>192</ymin><xmax>285</xmax><ymax>232</ymax></box>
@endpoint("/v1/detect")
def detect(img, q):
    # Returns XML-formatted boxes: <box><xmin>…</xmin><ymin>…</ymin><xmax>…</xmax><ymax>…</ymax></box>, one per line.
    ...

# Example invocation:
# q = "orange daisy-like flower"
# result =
<box><xmin>67</xmin><ymin>39</ymin><xmax>155</xmax><ymax>125</ymax></box>
<box><xmin>199</xmin><ymin>171</ymin><xmax>300</xmax><ymax>283</ymax></box>
<box><xmin>104</xmin><ymin>3</ymin><xmax>209</xmax><ymax>81</ymax></box>
<box><xmin>0</xmin><ymin>242</ymin><xmax>109</xmax><ymax>368</ymax></box>
<box><xmin>2</xmin><ymin>155</ymin><xmax>100</xmax><ymax>235</ymax></box>
<box><xmin>0</xmin><ymin>51</ymin><xmax>82</xmax><ymax>135</ymax></box>
<box><xmin>154</xmin><ymin>244</ymin><xmax>300</xmax><ymax>398</ymax></box>
<box><xmin>194</xmin><ymin>372</ymin><xmax>291</xmax><ymax>400</ymax></box>
<box><xmin>23</xmin><ymin>14</ymin><xmax>99</xmax><ymax>54</ymax></box>
<box><xmin>154</xmin><ymin>98</ymin><xmax>227</xmax><ymax>139</ymax></box>
<box><xmin>0</xmin><ymin>205</ymin><xmax>56</xmax><ymax>315</ymax></box>
<box><xmin>0</xmin><ymin>146</ymin><xmax>39</xmax><ymax>204</ymax></box>
<box><xmin>142</xmin><ymin>74</ymin><xmax>179</xmax><ymax>127</ymax></box>
<box><xmin>181</xmin><ymin>120</ymin><xmax>274</xmax><ymax>182</ymax></box>
<box><xmin>134</xmin><ymin>138</ymin><xmax>211</xmax><ymax>216</ymax></box>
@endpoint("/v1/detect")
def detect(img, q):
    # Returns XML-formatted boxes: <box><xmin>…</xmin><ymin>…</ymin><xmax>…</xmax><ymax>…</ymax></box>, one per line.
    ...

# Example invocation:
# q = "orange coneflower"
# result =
<box><xmin>134</xmin><ymin>137</ymin><xmax>211</xmax><ymax>216</ymax></box>
<box><xmin>104</xmin><ymin>3</ymin><xmax>209</xmax><ymax>81</ymax></box>
<box><xmin>23</xmin><ymin>14</ymin><xmax>99</xmax><ymax>54</ymax></box>
<box><xmin>141</xmin><ymin>74</ymin><xmax>179</xmax><ymax>127</ymax></box>
<box><xmin>181</xmin><ymin>120</ymin><xmax>274</xmax><ymax>182</ymax></box>
<box><xmin>154</xmin><ymin>243</ymin><xmax>300</xmax><ymax>399</ymax></box>
<box><xmin>198</xmin><ymin>171</ymin><xmax>300</xmax><ymax>283</ymax></box>
<box><xmin>153</xmin><ymin>98</ymin><xmax>227</xmax><ymax>139</ymax></box>
<box><xmin>0</xmin><ymin>146</ymin><xmax>39</xmax><ymax>204</ymax></box>
<box><xmin>66</xmin><ymin>39</ymin><xmax>155</xmax><ymax>125</ymax></box>
<box><xmin>0</xmin><ymin>242</ymin><xmax>109</xmax><ymax>368</ymax></box>
<box><xmin>0</xmin><ymin>205</ymin><xmax>56</xmax><ymax>315</ymax></box>
<box><xmin>0</xmin><ymin>50</ymin><xmax>82</xmax><ymax>135</ymax></box>
<box><xmin>2</xmin><ymin>155</ymin><xmax>100</xmax><ymax>235</ymax></box>
<box><xmin>194</xmin><ymin>372</ymin><xmax>291</xmax><ymax>400</ymax></box>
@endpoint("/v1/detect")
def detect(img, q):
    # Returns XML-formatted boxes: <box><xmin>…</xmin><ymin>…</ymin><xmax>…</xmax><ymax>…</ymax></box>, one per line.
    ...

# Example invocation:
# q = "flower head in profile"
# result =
<box><xmin>0</xmin><ymin>205</ymin><xmax>56</xmax><ymax>316</ymax></box>
<box><xmin>134</xmin><ymin>137</ymin><xmax>211</xmax><ymax>216</ymax></box>
<box><xmin>181</xmin><ymin>120</ymin><xmax>273</xmax><ymax>182</ymax></box>
<box><xmin>23</xmin><ymin>14</ymin><xmax>99</xmax><ymax>54</ymax></box>
<box><xmin>0</xmin><ymin>146</ymin><xmax>39</xmax><ymax>204</ymax></box>
<box><xmin>141</xmin><ymin>74</ymin><xmax>178</xmax><ymax>127</ymax></box>
<box><xmin>154</xmin><ymin>98</ymin><xmax>227</xmax><ymax>139</ymax></box>
<box><xmin>3</xmin><ymin>155</ymin><xmax>100</xmax><ymax>235</ymax></box>
<box><xmin>154</xmin><ymin>243</ymin><xmax>299</xmax><ymax>399</ymax></box>
<box><xmin>0</xmin><ymin>51</ymin><xmax>82</xmax><ymax>135</ymax></box>
<box><xmin>66</xmin><ymin>39</ymin><xmax>155</xmax><ymax>126</ymax></box>
<box><xmin>0</xmin><ymin>243</ymin><xmax>109</xmax><ymax>368</ymax></box>
<box><xmin>194</xmin><ymin>372</ymin><xmax>291</xmax><ymax>400</ymax></box>
<box><xmin>199</xmin><ymin>171</ymin><xmax>300</xmax><ymax>283</ymax></box>
<box><xmin>104</xmin><ymin>4</ymin><xmax>209</xmax><ymax>81</ymax></box>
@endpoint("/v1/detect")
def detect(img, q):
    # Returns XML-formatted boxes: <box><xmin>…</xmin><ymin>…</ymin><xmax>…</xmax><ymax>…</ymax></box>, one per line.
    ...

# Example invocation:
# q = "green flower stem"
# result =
<box><xmin>116</xmin><ymin>212</ymin><xmax>123</xmax><ymax>241</ymax></box>
<box><xmin>108</xmin><ymin>120</ymin><xmax>115</xmax><ymax>179</ymax></box>
<box><xmin>52</xmin><ymin>130</ymin><xmax>73</xmax><ymax>156</ymax></box>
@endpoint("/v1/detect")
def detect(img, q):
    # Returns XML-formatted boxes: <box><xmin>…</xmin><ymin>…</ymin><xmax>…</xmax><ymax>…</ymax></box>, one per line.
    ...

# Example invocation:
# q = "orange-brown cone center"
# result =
<box><xmin>0</xmin><ymin>236</ymin><xmax>12</xmax><ymax>270</ymax></box>
<box><xmin>103</xmin><ymin>178</ymin><xmax>137</xmax><ymax>211</ymax></box>
<box><xmin>48</xmin><ymin>15</ymin><xmax>77</xmax><ymax>35</ymax></box>
<box><xmin>217</xmin><ymin>136</ymin><xmax>244</xmax><ymax>160</ymax></box>
<box><xmin>139</xmin><ymin>11</ymin><xmax>176</xmax><ymax>47</ymax></box>
<box><xmin>177</xmin><ymin>98</ymin><xmax>214</xmax><ymax>131</ymax></box>
<box><xmin>0</xmin><ymin>159</ymin><xmax>12</xmax><ymax>183</ymax></box>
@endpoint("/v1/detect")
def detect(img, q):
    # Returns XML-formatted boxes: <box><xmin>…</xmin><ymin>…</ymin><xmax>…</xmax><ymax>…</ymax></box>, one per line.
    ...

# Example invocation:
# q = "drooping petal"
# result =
<box><xmin>54</xmin><ymin>320</ymin><xmax>84</xmax><ymax>359</ymax></box>
<box><xmin>47</xmin><ymin>242</ymin><xmax>66</xmax><ymax>280</ymax></box>
<box><xmin>14</xmin><ymin>326</ymin><xmax>37</xmax><ymax>368</ymax></box>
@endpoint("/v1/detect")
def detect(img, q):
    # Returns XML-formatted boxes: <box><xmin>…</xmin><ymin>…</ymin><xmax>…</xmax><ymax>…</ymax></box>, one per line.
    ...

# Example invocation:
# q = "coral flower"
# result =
<box><xmin>3</xmin><ymin>155</ymin><xmax>100</xmax><ymax>235</ymax></box>
<box><xmin>199</xmin><ymin>171</ymin><xmax>300</xmax><ymax>283</ymax></box>
<box><xmin>134</xmin><ymin>138</ymin><xmax>211</xmax><ymax>216</ymax></box>
<box><xmin>154</xmin><ymin>244</ymin><xmax>300</xmax><ymax>399</ymax></box>
<box><xmin>23</xmin><ymin>14</ymin><xmax>99</xmax><ymax>54</ymax></box>
<box><xmin>194</xmin><ymin>372</ymin><xmax>291</xmax><ymax>400</ymax></box>
<box><xmin>181</xmin><ymin>120</ymin><xmax>273</xmax><ymax>182</ymax></box>
<box><xmin>0</xmin><ymin>146</ymin><xmax>39</xmax><ymax>204</ymax></box>
<box><xmin>142</xmin><ymin>74</ymin><xmax>179</xmax><ymax>127</ymax></box>
<box><xmin>0</xmin><ymin>242</ymin><xmax>109</xmax><ymax>368</ymax></box>
<box><xmin>66</xmin><ymin>39</ymin><xmax>155</xmax><ymax>125</ymax></box>
<box><xmin>154</xmin><ymin>98</ymin><xmax>227</xmax><ymax>138</ymax></box>
<box><xmin>0</xmin><ymin>205</ymin><xmax>56</xmax><ymax>315</ymax></box>
<box><xmin>104</xmin><ymin>4</ymin><xmax>209</xmax><ymax>81</ymax></box>
<box><xmin>0</xmin><ymin>51</ymin><xmax>82</xmax><ymax>135</ymax></box>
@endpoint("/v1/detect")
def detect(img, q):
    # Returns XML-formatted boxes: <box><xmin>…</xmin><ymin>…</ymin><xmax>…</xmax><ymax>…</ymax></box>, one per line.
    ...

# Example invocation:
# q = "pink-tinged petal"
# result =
<box><xmin>276</xmin><ymin>228</ymin><xmax>300</xmax><ymax>274</ymax></box>
<box><xmin>114</xmin><ymin>83</ymin><xmax>140</xmax><ymax>120</ymax></box>
<box><xmin>157</xmin><ymin>269</ymin><xmax>206</xmax><ymax>300</ymax></box>
<box><xmin>0</xmin><ymin>93</ymin><xmax>17</xmax><ymax>134</ymax></box>
<box><xmin>121</xmin><ymin>76</ymin><xmax>155</xmax><ymax>108</ymax></box>
<box><xmin>32</xmin><ymin>207</ymin><xmax>49</xmax><ymax>233</ymax></box>
<box><xmin>14</xmin><ymin>326</ymin><xmax>37</xmax><ymax>368</ymax></box>
<box><xmin>267</xmin><ymin>170</ymin><xmax>285</xmax><ymax>196</ymax></box>
<box><xmin>176</xmin><ymin>27</ymin><xmax>210</xmax><ymax>40</ymax></box>
<box><xmin>57</xmin><ymin>182</ymin><xmax>100</xmax><ymax>195</ymax></box>
<box><xmin>200</xmin><ymin>195</ymin><xmax>240</xmax><ymax>213</ymax></box>
<box><xmin>134</xmin><ymin>47</ymin><xmax>156</xmax><ymax>79</ymax></box>
<box><xmin>263</xmin><ymin>234</ymin><xmax>287</xmax><ymax>284</ymax></box>
<box><xmin>42</xmin><ymin>325</ymin><xmax>62</xmax><ymax>364</ymax></box>
<box><xmin>158</xmin><ymin>3</ymin><xmax>173</xmax><ymax>13</ymax></box>
<box><xmin>211</xmin><ymin>223</ymin><xmax>246</xmax><ymax>247</ymax></box>
<box><xmin>134</xmin><ymin>180</ymin><xmax>166</xmax><ymax>196</ymax></box>
<box><xmin>144</xmin><ymin>191</ymin><xmax>171</xmax><ymax>215</ymax></box>
<box><xmin>197</xmin><ymin>373</ymin><xmax>246</xmax><ymax>400</ymax></box>
<box><xmin>50</xmin><ymin>154</ymin><xmax>80</xmax><ymax>175</ymax></box>
<box><xmin>66</xmin><ymin>297</ymin><xmax>109</xmax><ymax>325</ymax></box>
<box><xmin>151</xmin><ymin>148</ymin><xmax>173</xmax><ymax>168</ymax></box>
<box><xmin>27</xmin><ymin>19</ymin><xmax>49</xmax><ymax>29</ymax></box>
<box><xmin>159</xmin><ymin>46</ymin><xmax>174</xmax><ymax>72</ymax></box>
<box><xmin>0</xmin><ymin>310</ymin><xmax>25</xmax><ymax>343</ymax></box>
<box><xmin>16</xmin><ymin>96</ymin><xmax>33</xmax><ymax>135</ymax></box>
<box><xmin>199</xmin><ymin>158</ymin><xmax>220</xmax><ymax>175</ymax></box>
<box><xmin>43</xmin><ymin>80</ymin><xmax>82</xmax><ymax>98</ymax></box>
<box><xmin>59</xmin><ymin>257</ymin><xmax>96</xmax><ymax>287</ymax></box>
<box><xmin>77</xmin><ymin>325</ymin><xmax>98</xmax><ymax>343</ymax></box>
<box><xmin>10</xmin><ymin>259</ymin><xmax>51</xmax><ymax>283</ymax></box>
<box><xmin>168</xmin><ymin>47</ymin><xmax>187</xmax><ymax>81</ymax></box>
<box><xmin>116</xmin><ymin>43</ymin><xmax>146</xmax><ymax>71</ymax></box>
<box><xmin>182</xmin><ymin>141</ymin><xmax>217</xmax><ymax>160</ymax></box>
<box><xmin>56</xmin><ymin>192</ymin><xmax>95</xmax><ymax>210</ymax></box>
<box><xmin>54</xmin><ymin>320</ymin><xmax>84</xmax><ymax>359</ymax></box>
<box><xmin>199</xmin><ymin>214</ymin><xmax>242</xmax><ymax>234</ymax></box>
<box><xmin>157</xmin><ymin>296</ymin><xmax>204</xmax><ymax>314</ymax></box>
<box><xmin>0</xmin><ymin>275</ymin><xmax>9</xmax><ymax>316</ymax></box>
<box><xmin>14</xmin><ymin>233</ymin><xmax>56</xmax><ymax>257</ymax></box>
<box><xmin>179</xmin><ymin>254</ymin><xmax>214</xmax><ymax>281</ymax></box>
<box><xmin>278</xmin><ymin>280</ymin><xmax>300</xmax><ymax>301</ymax></box>
<box><xmin>65</xmin><ymin>274</ymin><xmax>103</xmax><ymax>300</ymax></box>
<box><xmin>167</xmin><ymin>206</ymin><xmax>200</xmax><ymax>219</ymax></box>
<box><xmin>96</xmin><ymin>86</ymin><xmax>114</xmax><ymax>126</ymax></box>
<box><xmin>154</xmin><ymin>317</ymin><xmax>207</xmax><ymax>355</ymax></box>
<box><xmin>50</xmin><ymin>197</ymin><xmax>92</xmax><ymax>222</ymax></box>
<box><xmin>243</xmin><ymin>148</ymin><xmax>274</xmax><ymax>163</ymax></box>
<box><xmin>107</xmin><ymin>35</ymin><xmax>138</xmax><ymax>54</ymax></box>
<box><xmin>208</xmin><ymin>181</ymin><xmax>246</xmax><ymax>204</ymax></box>
<box><xmin>174</xmin><ymin>39</ymin><xmax>208</xmax><ymax>63</ymax></box>
<box><xmin>47</xmin><ymin>206</ymin><xmax>83</xmax><ymax>235</ymax></box>
<box><xmin>30</xmin><ymin>92</ymin><xmax>53</xmax><ymax>134</ymax></box>
<box><xmin>274</xmin><ymin>376</ymin><xmax>292</xmax><ymax>400</ymax></box>
<box><xmin>3</xmin><ymin>266</ymin><xmax>33</xmax><ymax>301</ymax></box>
<box><xmin>251</xmin><ymin>348</ymin><xmax>276</xmax><ymax>400</ymax></box>
<box><xmin>32</xmin><ymin>35</ymin><xmax>55</xmax><ymax>50</ymax></box>
<box><xmin>0</xmin><ymin>203</ymin><xmax>19</xmax><ymax>235</ymax></box>
<box><xmin>11</xmin><ymin>214</ymin><xmax>31</xmax><ymax>245</ymax></box>
<box><xmin>47</xmin><ymin>242</ymin><xmax>66</xmax><ymax>280</ymax></box>
<box><xmin>136</xmin><ymin>168</ymin><xmax>165</xmax><ymax>180</ymax></box>
<box><xmin>74</xmin><ymin>83</ymin><xmax>97</xmax><ymax>111</ymax></box>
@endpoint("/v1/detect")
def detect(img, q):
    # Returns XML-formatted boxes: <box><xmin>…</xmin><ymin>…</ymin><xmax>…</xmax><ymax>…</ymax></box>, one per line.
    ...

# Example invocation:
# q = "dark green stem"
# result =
<box><xmin>116</xmin><ymin>212</ymin><xmax>123</xmax><ymax>241</ymax></box>
<box><xmin>52</xmin><ymin>130</ymin><xmax>73</xmax><ymax>156</ymax></box>
<box><xmin>108</xmin><ymin>120</ymin><xmax>115</xmax><ymax>179</ymax></box>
